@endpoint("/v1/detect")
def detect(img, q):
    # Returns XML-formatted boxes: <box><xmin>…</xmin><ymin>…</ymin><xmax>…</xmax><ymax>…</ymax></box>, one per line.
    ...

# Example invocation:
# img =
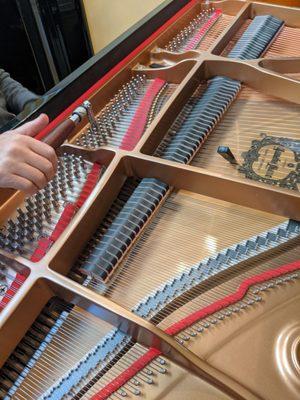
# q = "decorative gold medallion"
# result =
<box><xmin>239</xmin><ymin>135</ymin><xmax>300</xmax><ymax>191</ymax></box>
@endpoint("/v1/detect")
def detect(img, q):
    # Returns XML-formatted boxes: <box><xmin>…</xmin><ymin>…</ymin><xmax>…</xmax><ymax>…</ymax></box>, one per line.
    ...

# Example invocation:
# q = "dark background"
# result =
<box><xmin>0</xmin><ymin>0</ymin><xmax>92</xmax><ymax>94</ymax></box>
<box><xmin>0</xmin><ymin>0</ymin><xmax>189</xmax><ymax>133</ymax></box>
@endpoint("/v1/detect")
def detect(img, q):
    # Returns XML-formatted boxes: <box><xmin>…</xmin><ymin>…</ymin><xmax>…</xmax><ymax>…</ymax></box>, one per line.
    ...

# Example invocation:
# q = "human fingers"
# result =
<box><xmin>0</xmin><ymin>173</ymin><xmax>38</xmax><ymax>195</ymax></box>
<box><xmin>15</xmin><ymin>114</ymin><xmax>49</xmax><ymax>137</ymax></box>
<box><xmin>26</xmin><ymin>137</ymin><xmax>57</xmax><ymax>173</ymax></box>
<box><xmin>23</xmin><ymin>149</ymin><xmax>57</xmax><ymax>182</ymax></box>
<box><xmin>1</xmin><ymin>135</ymin><xmax>57</xmax><ymax>181</ymax></box>
<box><xmin>14</xmin><ymin>163</ymin><xmax>48</xmax><ymax>191</ymax></box>
<box><xmin>9</xmin><ymin>133</ymin><xmax>58</xmax><ymax>178</ymax></box>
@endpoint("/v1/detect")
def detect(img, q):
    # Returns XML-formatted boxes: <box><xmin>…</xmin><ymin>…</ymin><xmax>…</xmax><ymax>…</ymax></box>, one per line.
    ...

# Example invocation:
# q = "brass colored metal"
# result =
<box><xmin>1</xmin><ymin>1</ymin><xmax>300</xmax><ymax>399</ymax></box>
<box><xmin>257</xmin><ymin>56</ymin><xmax>300</xmax><ymax>73</ymax></box>
<box><xmin>196</xmin><ymin>281</ymin><xmax>300</xmax><ymax>400</ymax></box>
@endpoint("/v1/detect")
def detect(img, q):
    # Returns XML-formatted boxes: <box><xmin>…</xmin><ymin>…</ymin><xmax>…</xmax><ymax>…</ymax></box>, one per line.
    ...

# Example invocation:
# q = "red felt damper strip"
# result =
<box><xmin>91</xmin><ymin>348</ymin><xmax>161</xmax><ymax>400</ymax></box>
<box><xmin>34</xmin><ymin>0</ymin><xmax>199</xmax><ymax>141</ymax></box>
<box><xmin>30</xmin><ymin>237</ymin><xmax>53</xmax><ymax>262</ymax></box>
<box><xmin>50</xmin><ymin>203</ymin><xmax>78</xmax><ymax>242</ymax></box>
<box><xmin>0</xmin><ymin>273</ymin><xmax>26</xmax><ymax>310</ymax></box>
<box><xmin>183</xmin><ymin>9</ymin><xmax>222</xmax><ymax>51</ymax></box>
<box><xmin>91</xmin><ymin>260</ymin><xmax>300</xmax><ymax>399</ymax></box>
<box><xmin>165</xmin><ymin>260</ymin><xmax>300</xmax><ymax>335</ymax></box>
<box><xmin>120</xmin><ymin>78</ymin><xmax>166</xmax><ymax>150</ymax></box>
<box><xmin>29</xmin><ymin>163</ymin><xmax>101</xmax><ymax>262</ymax></box>
<box><xmin>76</xmin><ymin>163</ymin><xmax>102</xmax><ymax>208</ymax></box>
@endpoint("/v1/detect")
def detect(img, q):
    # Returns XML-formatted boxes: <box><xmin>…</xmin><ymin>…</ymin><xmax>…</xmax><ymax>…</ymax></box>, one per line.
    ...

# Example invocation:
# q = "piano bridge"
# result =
<box><xmin>0</xmin><ymin>1</ymin><xmax>300</xmax><ymax>399</ymax></box>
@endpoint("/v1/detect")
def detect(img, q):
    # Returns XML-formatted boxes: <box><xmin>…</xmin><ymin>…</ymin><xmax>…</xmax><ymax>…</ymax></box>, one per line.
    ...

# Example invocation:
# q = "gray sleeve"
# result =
<box><xmin>0</xmin><ymin>69</ymin><xmax>39</xmax><ymax>114</ymax></box>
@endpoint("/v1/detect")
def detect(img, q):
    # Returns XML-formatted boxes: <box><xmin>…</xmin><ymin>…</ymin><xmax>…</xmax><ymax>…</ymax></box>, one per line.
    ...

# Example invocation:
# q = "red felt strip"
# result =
<box><xmin>34</xmin><ymin>0</ymin><xmax>199</xmax><ymax>142</ymax></box>
<box><xmin>30</xmin><ymin>238</ymin><xmax>53</xmax><ymax>262</ymax></box>
<box><xmin>2</xmin><ymin>0</ymin><xmax>197</xmax><ymax>314</ymax></box>
<box><xmin>50</xmin><ymin>203</ymin><xmax>78</xmax><ymax>242</ymax></box>
<box><xmin>29</xmin><ymin>163</ymin><xmax>101</xmax><ymax>262</ymax></box>
<box><xmin>76</xmin><ymin>163</ymin><xmax>102</xmax><ymax>208</ymax></box>
<box><xmin>91</xmin><ymin>348</ymin><xmax>161</xmax><ymax>400</ymax></box>
<box><xmin>91</xmin><ymin>260</ymin><xmax>300</xmax><ymax>399</ymax></box>
<box><xmin>183</xmin><ymin>9</ymin><xmax>222</xmax><ymax>51</ymax></box>
<box><xmin>165</xmin><ymin>260</ymin><xmax>300</xmax><ymax>335</ymax></box>
<box><xmin>120</xmin><ymin>78</ymin><xmax>166</xmax><ymax>150</ymax></box>
<box><xmin>0</xmin><ymin>273</ymin><xmax>26</xmax><ymax>310</ymax></box>
<box><xmin>26</xmin><ymin>1</ymin><xmax>198</xmax><ymax>263</ymax></box>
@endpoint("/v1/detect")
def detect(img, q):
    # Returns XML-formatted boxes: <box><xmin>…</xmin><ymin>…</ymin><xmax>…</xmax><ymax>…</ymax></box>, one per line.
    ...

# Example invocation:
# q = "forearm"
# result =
<box><xmin>0</xmin><ymin>69</ymin><xmax>38</xmax><ymax>114</ymax></box>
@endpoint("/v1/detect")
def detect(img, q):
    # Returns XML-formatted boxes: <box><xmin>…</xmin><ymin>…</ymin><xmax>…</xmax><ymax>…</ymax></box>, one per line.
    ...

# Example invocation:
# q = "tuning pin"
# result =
<box><xmin>83</xmin><ymin>100</ymin><xmax>100</xmax><ymax>134</ymax></box>
<box><xmin>202</xmin><ymin>0</ymin><xmax>211</xmax><ymax>12</ymax></box>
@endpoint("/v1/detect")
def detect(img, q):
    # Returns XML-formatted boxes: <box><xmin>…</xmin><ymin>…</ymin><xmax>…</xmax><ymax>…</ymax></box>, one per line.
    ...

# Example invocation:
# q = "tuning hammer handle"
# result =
<box><xmin>41</xmin><ymin>119</ymin><xmax>76</xmax><ymax>149</ymax></box>
<box><xmin>40</xmin><ymin>104</ymin><xmax>87</xmax><ymax>149</ymax></box>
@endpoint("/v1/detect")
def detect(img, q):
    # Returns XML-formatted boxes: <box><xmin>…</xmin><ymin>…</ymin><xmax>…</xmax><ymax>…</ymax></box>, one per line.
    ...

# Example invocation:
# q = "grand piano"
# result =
<box><xmin>0</xmin><ymin>1</ymin><xmax>300</xmax><ymax>399</ymax></box>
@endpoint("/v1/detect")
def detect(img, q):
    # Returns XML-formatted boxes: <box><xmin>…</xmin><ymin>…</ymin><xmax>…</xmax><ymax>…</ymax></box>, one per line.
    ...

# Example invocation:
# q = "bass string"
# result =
<box><xmin>81</xmin><ymin>343</ymin><xmax>162</xmax><ymax>399</ymax></box>
<box><xmin>16</xmin><ymin>239</ymin><xmax>299</xmax><ymax>400</ymax></box>
<box><xmin>51</xmin><ymin>17</ymin><xmax>300</xmax><ymax>400</ymax></box>
<box><xmin>141</xmin><ymin>235</ymin><xmax>300</xmax><ymax>323</ymax></box>
<box><xmin>156</xmin><ymin>241</ymin><xmax>300</xmax><ymax>329</ymax></box>
<box><xmin>221</xmin><ymin>20</ymin><xmax>300</xmax><ymax>59</ymax></box>
<box><xmin>18</xmin><ymin>342</ymin><xmax>134</xmax><ymax>396</ymax></box>
<box><xmin>70</xmin><ymin>340</ymin><xmax>164</xmax><ymax>400</ymax></box>
<box><xmin>8</xmin><ymin>216</ymin><xmax>296</xmax><ymax>396</ymax></box>
<box><xmin>19</xmin><ymin>292</ymin><xmax>164</xmax><ymax>398</ymax></box>
<box><xmin>61</xmin><ymin>341</ymin><xmax>142</xmax><ymax>399</ymax></box>
<box><xmin>75</xmin><ymin>344</ymin><xmax>137</xmax><ymax>397</ymax></box>
<box><xmin>65</xmin><ymin>101</ymin><xmax>298</xmax><ymax>394</ymax></box>
<box><xmin>10</xmin><ymin>304</ymin><xmax>113</xmax><ymax>399</ymax></box>
<box><xmin>266</xmin><ymin>25</ymin><xmax>300</xmax><ymax>57</ymax></box>
<box><xmin>221</xmin><ymin>19</ymin><xmax>252</xmax><ymax>57</ymax></box>
<box><xmin>76</xmin><ymin>251</ymin><xmax>299</xmax><ymax>394</ymax></box>
<box><xmin>5</xmin><ymin>10</ymin><xmax>300</xmax><ymax>400</ymax></box>
<box><xmin>11</xmin><ymin>25</ymin><xmax>300</xmax><ymax>400</ymax></box>
<box><xmin>89</xmin><ymin>212</ymin><xmax>283</xmax><ymax>302</ymax></box>
<box><xmin>85</xmin><ymin>191</ymin><xmax>284</xmax><ymax>309</ymax></box>
<box><xmin>80</xmin><ymin>243</ymin><xmax>300</xmax><ymax>398</ymax></box>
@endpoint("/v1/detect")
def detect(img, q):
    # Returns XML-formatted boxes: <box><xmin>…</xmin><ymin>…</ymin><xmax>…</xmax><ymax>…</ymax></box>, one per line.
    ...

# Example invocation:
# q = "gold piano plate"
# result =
<box><xmin>0</xmin><ymin>1</ymin><xmax>300</xmax><ymax>399</ymax></box>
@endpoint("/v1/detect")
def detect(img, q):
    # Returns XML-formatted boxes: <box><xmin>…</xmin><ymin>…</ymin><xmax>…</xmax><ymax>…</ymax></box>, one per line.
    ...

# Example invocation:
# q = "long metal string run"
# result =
<box><xmin>1</xmin><ymin>301</ymin><xmax>114</xmax><ymax>400</ymax></box>
<box><xmin>222</xmin><ymin>18</ymin><xmax>300</xmax><ymax>58</ymax></box>
<box><xmin>84</xmin><ymin>190</ymin><xmax>285</xmax><ymax>308</ymax></box>
<box><xmin>191</xmin><ymin>85</ymin><xmax>300</xmax><ymax>189</ymax></box>
<box><xmin>2</xmin><ymin>8</ymin><xmax>300</xmax><ymax>400</ymax></box>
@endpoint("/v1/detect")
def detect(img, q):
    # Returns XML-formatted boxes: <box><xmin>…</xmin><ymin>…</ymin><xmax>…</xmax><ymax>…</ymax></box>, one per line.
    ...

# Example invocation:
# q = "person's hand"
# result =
<box><xmin>0</xmin><ymin>114</ymin><xmax>57</xmax><ymax>195</ymax></box>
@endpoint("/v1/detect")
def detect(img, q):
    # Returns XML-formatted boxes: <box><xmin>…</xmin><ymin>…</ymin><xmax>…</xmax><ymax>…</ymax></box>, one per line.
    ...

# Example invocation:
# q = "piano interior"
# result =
<box><xmin>0</xmin><ymin>1</ymin><xmax>300</xmax><ymax>399</ymax></box>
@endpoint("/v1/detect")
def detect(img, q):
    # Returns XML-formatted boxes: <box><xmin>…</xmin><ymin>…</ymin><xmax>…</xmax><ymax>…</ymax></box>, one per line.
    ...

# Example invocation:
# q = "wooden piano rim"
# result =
<box><xmin>1</xmin><ymin>1</ymin><xmax>300</xmax><ymax>399</ymax></box>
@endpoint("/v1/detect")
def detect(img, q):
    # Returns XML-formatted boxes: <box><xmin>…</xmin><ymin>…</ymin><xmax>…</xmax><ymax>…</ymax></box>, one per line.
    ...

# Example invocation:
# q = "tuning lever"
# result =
<box><xmin>41</xmin><ymin>104</ymin><xmax>88</xmax><ymax>149</ymax></box>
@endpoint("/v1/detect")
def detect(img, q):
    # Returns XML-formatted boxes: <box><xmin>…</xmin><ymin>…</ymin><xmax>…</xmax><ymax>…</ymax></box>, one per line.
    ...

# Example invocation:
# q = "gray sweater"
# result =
<box><xmin>0</xmin><ymin>69</ymin><xmax>38</xmax><ymax>126</ymax></box>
